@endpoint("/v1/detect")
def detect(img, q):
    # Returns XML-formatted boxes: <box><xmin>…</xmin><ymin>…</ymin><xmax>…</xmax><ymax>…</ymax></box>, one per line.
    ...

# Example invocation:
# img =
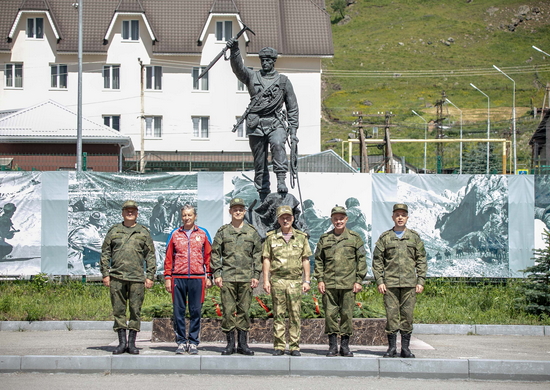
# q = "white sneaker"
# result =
<box><xmin>175</xmin><ymin>343</ymin><xmax>187</xmax><ymax>354</ymax></box>
<box><xmin>188</xmin><ymin>344</ymin><xmax>198</xmax><ymax>355</ymax></box>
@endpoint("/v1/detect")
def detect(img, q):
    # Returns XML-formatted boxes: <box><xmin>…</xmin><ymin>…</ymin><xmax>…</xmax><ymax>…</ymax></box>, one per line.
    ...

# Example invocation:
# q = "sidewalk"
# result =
<box><xmin>0</xmin><ymin>321</ymin><xmax>549</xmax><ymax>381</ymax></box>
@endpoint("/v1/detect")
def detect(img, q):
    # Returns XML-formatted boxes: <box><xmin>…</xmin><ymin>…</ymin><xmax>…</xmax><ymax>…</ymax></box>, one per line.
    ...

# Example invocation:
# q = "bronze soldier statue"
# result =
<box><xmin>227</xmin><ymin>38</ymin><xmax>299</xmax><ymax>199</ymax></box>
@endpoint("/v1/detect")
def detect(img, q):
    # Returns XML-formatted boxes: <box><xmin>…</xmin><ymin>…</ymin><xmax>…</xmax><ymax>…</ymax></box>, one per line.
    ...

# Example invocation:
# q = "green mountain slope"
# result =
<box><xmin>321</xmin><ymin>0</ymin><xmax>550</xmax><ymax>171</ymax></box>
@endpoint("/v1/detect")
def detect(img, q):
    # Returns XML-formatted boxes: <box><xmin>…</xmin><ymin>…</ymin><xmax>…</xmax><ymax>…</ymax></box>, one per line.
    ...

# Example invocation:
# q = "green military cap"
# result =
<box><xmin>229</xmin><ymin>197</ymin><xmax>246</xmax><ymax>208</ymax></box>
<box><xmin>122</xmin><ymin>200</ymin><xmax>139</xmax><ymax>210</ymax></box>
<box><xmin>393</xmin><ymin>203</ymin><xmax>408</xmax><ymax>212</ymax></box>
<box><xmin>331</xmin><ymin>205</ymin><xmax>347</xmax><ymax>216</ymax></box>
<box><xmin>276</xmin><ymin>205</ymin><xmax>293</xmax><ymax>218</ymax></box>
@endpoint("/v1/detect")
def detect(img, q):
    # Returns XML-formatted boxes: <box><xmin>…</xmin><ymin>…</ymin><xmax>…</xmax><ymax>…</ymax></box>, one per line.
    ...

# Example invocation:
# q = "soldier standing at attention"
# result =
<box><xmin>211</xmin><ymin>197</ymin><xmax>262</xmax><ymax>356</ymax></box>
<box><xmin>372</xmin><ymin>203</ymin><xmax>427</xmax><ymax>358</ymax></box>
<box><xmin>314</xmin><ymin>206</ymin><xmax>367</xmax><ymax>357</ymax></box>
<box><xmin>100</xmin><ymin>200</ymin><xmax>156</xmax><ymax>355</ymax></box>
<box><xmin>262</xmin><ymin>205</ymin><xmax>312</xmax><ymax>356</ymax></box>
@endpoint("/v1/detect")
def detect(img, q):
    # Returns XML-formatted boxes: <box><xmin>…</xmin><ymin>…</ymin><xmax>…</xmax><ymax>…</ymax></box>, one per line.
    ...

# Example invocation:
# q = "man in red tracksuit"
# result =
<box><xmin>164</xmin><ymin>204</ymin><xmax>212</xmax><ymax>355</ymax></box>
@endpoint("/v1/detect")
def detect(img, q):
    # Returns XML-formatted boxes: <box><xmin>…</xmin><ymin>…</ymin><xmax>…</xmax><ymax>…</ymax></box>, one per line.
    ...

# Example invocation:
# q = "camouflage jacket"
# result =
<box><xmin>211</xmin><ymin>223</ymin><xmax>262</xmax><ymax>282</ymax></box>
<box><xmin>262</xmin><ymin>228</ymin><xmax>312</xmax><ymax>280</ymax></box>
<box><xmin>100</xmin><ymin>223</ymin><xmax>156</xmax><ymax>282</ymax></box>
<box><xmin>314</xmin><ymin>228</ymin><xmax>367</xmax><ymax>289</ymax></box>
<box><xmin>372</xmin><ymin>228</ymin><xmax>427</xmax><ymax>288</ymax></box>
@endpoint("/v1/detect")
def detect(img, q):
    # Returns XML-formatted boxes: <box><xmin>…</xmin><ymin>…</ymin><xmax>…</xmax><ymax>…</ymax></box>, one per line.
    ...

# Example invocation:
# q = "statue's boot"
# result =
<box><xmin>277</xmin><ymin>174</ymin><xmax>288</xmax><ymax>193</ymax></box>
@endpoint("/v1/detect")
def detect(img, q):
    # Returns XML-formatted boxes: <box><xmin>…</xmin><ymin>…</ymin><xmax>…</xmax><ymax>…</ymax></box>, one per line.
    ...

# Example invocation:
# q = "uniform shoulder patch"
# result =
<box><xmin>245</xmin><ymin>223</ymin><xmax>258</xmax><ymax>232</ymax></box>
<box><xmin>408</xmin><ymin>229</ymin><xmax>421</xmax><ymax>238</ymax></box>
<box><xmin>266</xmin><ymin>230</ymin><xmax>276</xmax><ymax>237</ymax></box>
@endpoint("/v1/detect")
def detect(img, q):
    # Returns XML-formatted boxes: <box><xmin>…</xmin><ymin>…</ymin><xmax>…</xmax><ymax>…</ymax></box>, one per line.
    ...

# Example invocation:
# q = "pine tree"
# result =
<box><xmin>517</xmin><ymin>229</ymin><xmax>550</xmax><ymax>317</ymax></box>
<box><xmin>462</xmin><ymin>143</ymin><xmax>501</xmax><ymax>174</ymax></box>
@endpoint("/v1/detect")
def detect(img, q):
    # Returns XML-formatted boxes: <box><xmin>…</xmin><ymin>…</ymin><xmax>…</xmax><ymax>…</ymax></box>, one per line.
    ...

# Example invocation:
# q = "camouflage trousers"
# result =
<box><xmin>383</xmin><ymin>287</ymin><xmax>416</xmax><ymax>335</ymax></box>
<box><xmin>110</xmin><ymin>278</ymin><xmax>145</xmax><ymax>332</ymax></box>
<box><xmin>271</xmin><ymin>278</ymin><xmax>302</xmax><ymax>352</ymax></box>
<box><xmin>220</xmin><ymin>281</ymin><xmax>253</xmax><ymax>332</ymax></box>
<box><xmin>322</xmin><ymin>288</ymin><xmax>355</xmax><ymax>336</ymax></box>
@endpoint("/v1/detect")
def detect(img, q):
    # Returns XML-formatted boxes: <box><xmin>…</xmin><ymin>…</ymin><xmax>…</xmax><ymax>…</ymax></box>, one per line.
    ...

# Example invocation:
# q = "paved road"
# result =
<box><xmin>1</xmin><ymin>372</ymin><xmax>549</xmax><ymax>390</ymax></box>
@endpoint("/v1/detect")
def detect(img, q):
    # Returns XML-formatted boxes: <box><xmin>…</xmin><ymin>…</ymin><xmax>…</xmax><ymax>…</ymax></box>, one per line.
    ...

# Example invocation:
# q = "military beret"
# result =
<box><xmin>230</xmin><ymin>197</ymin><xmax>246</xmax><ymax>208</ymax></box>
<box><xmin>393</xmin><ymin>203</ymin><xmax>408</xmax><ymax>212</ymax></box>
<box><xmin>258</xmin><ymin>47</ymin><xmax>278</xmax><ymax>59</ymax></box>
<box><xmin>331</xmin><ymin>205</ymin><xmax>347</xmax><ymax>216</ymax></box>
<box><xmin>276</xmin><ymin>205</ymin><xmax>293</xmax><ymax>218</ymax></box>
<box><xmin>122</xmin><ymin>200</ymin><xmax>139</xmax><ymax>210</ymax></box>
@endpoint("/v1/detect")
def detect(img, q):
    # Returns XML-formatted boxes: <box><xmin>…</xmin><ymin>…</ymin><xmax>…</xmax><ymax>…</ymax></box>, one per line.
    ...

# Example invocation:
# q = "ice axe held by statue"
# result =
<box><xmin>197</xmin><ymin>24</ymin><xmax>255</xmax><ymax>80</ymax></box>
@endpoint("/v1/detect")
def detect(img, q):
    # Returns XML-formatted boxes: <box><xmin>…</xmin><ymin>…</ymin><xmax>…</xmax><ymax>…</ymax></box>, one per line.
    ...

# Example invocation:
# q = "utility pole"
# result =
<box><xmin>352</xmin><ymin>111</ymin><xmax>368</xmax><ymax>172</ymax></box>
<box><xmin>434</xmin><ymin>91</ymin><xmax>447</xmax><ymax>173</ymax></box>
<box><xmin>138</xmin><ymin>58</ymin><xmax>145</xmax><ymax>173</ymax></box>
<box><xmin>384</xmin><ymin>111</ymin><xmax>395</xmax><ymax>173</ymax></box>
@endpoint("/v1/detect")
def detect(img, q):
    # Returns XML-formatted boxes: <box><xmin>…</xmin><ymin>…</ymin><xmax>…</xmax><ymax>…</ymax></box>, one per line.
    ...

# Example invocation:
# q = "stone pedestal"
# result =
<box><xmin>152</xmin><ymin>317</ymin><xmax>387</xmax><ymax>345</ymax></box>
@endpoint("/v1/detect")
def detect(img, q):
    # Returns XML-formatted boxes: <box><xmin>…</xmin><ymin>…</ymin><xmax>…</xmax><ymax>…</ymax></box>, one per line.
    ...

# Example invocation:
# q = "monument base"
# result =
<box><xmin>152</xmin><ymin>317</ymin><xmax>387</xmax><ymax>346</ymax></box>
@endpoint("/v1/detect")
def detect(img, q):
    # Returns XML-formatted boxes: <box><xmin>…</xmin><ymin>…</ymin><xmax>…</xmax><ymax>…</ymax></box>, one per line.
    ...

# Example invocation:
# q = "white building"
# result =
<box><xmin>0</xmin><ymin>0</ymin><xmax>333</xmax><ymax>171</ymax></box>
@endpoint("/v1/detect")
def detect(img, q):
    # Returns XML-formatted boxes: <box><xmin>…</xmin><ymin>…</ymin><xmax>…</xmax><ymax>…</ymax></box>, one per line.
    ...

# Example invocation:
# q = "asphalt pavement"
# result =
<box><xmin>0</xmin><ymin>321</ymin><xmax>549</xmax><ymax>381</ymax></box>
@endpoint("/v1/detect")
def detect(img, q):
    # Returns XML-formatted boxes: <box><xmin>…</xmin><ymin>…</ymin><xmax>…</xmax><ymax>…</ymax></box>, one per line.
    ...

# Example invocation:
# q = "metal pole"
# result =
<box><xmin>411</xmin><ymin>110</ymin><xmax>427</xmax><ymax>173</ymax></box>
<box><xmin>470</xmin><ymin>83</ymin><xmax>490</xmax><ymax>174</ymax></box>
<box><xmin>493</xmin><ymin>65</ymin><xmax>516</xmax><ymax>174</ymax></box>
<box><xmin>445</xmin><ymin>99</ymin><xmax>463</xmax><ymax>174</ymax></box>
<box><xmin>76</xmin><ymin>0</ymin><xmax>83</xmax><ymax>171</ymax></box>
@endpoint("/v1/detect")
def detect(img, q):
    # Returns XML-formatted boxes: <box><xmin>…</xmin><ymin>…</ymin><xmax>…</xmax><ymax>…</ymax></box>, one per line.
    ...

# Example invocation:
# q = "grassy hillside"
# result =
<box><xmin>321</xmin><ymin>0</ymin><xmax>550</xmax><ymax>171</ymax></box>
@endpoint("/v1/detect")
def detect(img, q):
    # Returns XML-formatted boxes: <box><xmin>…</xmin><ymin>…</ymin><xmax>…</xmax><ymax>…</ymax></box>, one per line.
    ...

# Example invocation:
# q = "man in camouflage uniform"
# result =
<box><xmin>100</xmin><ymin>200</ymin><xmax>156</xmax><ymax>355</ymax></box>
<box><xmin>211</xmin><ymin>197</ymin><xmax>262</xmax><ymax>356</ymax></box>
<box><xmin>263</xmin><ymin>205</ymin><xmax>312</xmax><ymax>356</ymax></box>
<box><xmin>372</xmin><ymin>203</ymin><xmax>427</xmax><ymax>358</ymax></box>
<box><xmin>314</xmin><ymin>206</ymin><xmax>367</xmax><ymax>357</ymax></box>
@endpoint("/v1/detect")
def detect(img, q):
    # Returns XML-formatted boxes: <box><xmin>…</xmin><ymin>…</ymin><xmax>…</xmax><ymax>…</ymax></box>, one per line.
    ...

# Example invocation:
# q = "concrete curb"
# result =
<box><xmin>0</xmin><ymin>321</ymin><xmax>152</xmax><ymax>332</ymax></box>
<box><xmin>2</xmin><ymin>321</ymin><xmax>546</xmax><ymax>336</ymax></box>
<box><xmin>1</xmin><ymin>355</ymin><xmax>549</xmax><ymax>381</ymax></box>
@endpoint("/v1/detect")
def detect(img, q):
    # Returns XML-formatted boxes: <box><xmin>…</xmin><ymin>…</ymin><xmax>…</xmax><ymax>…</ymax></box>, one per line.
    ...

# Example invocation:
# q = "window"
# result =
<box><xmin>27</xmin><ymin>18</ymin><xmax>44</xmax><ymax>39</ymax></box>
<box><xmin>122</xmin><ymin>20</ymin><xmax>139</xmax><ymax>41</ymax></box>
<box><xmin>192</xmin><ymin>117</ymin><xmax>209</xmax><ymax>138</ymax></box>
<box><xmin>192</xmin><ymin>67</ymin><xmax>208</xmax><ymax>91</ymax></box>
<box><xmin>145</xmin><ymin>116</ymin><xmax>162</xmax><ymax>138</ymax></box>
<box><xmin>146</xmin><ymin>66</ymin><xmax>162</xmax><ymax>90</ymax></box>
<box><xmin>216</xmin><ymin>21</ymin><xmax>232</xmax><ymax>41</ymax></box>
<box><xmin>50</xmin><ymin>64</ymin><xmax>67</xmax><ymax>89</ymax></box>
<box><xmin>235</xmin><ymin>117</ymin><xmax>247</xmax><ymax>138</ymax></box>
<box><xmin>103</xmin><ymin>115</ymin><xmax>120</xmax><ymax>131</ymax></box>
<box><xmin>103</xmin><ymin>65</ymin><xmax>120</xmax><ymax>89</ymax></box>
<box><xmin>5</xmin><ymin>63</ymin><xmax>23</xmax><ymax>88</ymax></box>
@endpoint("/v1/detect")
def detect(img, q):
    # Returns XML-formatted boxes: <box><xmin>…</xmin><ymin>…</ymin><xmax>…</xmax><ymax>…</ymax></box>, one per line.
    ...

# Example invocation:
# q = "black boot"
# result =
<box><xmin>236</xmin><ymin>329</ymin><xmax>254</xmax><ymax>356</ymax></box>
<box><xmin>383</xmin><ymin>333</ymin><xmax>398</xmax><ymax>358</ymax></box>
<box><xmin>339</xmin><ymin>335</ymin><xmax>354</xmax><ymax>357</ymax></box>
<box><xmin>221</xmin><ymin>330</ymin><xmax>235</xmax><ymax>355</ymax></box>
<box><xmin>126</xmin><ymin>330</ymin><xmax>139</xmax><ymax>355</ymax></box>
<box><xmin>400</xmin><ymin>333</ymin><xmax>415</xmax><ymax>358</ymax></box>
<box><xmin>326</xmin><ymin>334</ymin><xmax>338</xmax><ymax>357</ymax></box>
<box><xmin>112</xmin><ymin>329</ymin><xmax>127</xmax><ymax>355</ymax></box>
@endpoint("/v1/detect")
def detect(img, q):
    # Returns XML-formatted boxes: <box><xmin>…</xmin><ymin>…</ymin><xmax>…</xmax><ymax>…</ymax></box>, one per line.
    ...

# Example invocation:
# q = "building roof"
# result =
<box><xmin>1</xmin><ymin>0</ymin><xmax>333</xmax><ymax>56</ymax></box>
<box><xmin>0</xmin><ymin>100</ymin><xmax>134</xmax><ymax>156</ymax></box>
<box><xmin>297</xmin><ymin>149</ymin><xmax>356</xmax><ymax>173</ymax></box>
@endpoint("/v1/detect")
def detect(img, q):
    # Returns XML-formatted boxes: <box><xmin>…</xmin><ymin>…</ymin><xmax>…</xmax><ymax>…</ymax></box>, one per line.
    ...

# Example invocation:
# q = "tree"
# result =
<box><xmin>461</xmin><ymin>143</ymin><xmax>501</xmax><ymax>174</ymax></box>
<box><xmin>517</xmin><ymin>229</ymin><xmax>550</xmax><ymax>317</ymax></box>
<box><xmin>331</xmin><ymin>0</ymin><xmax>347</xmax><ymax>19</ymax></box>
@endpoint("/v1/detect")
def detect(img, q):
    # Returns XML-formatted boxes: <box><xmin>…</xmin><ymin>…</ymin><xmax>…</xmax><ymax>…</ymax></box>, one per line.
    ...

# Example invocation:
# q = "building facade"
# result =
<box><xmin>0</xmin><ymin>0</ymin><xmax>333</xmax><ymax>171</ymax></box>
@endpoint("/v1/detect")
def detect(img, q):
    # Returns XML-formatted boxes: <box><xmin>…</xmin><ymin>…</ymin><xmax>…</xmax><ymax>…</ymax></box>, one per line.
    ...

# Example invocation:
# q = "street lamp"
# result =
<box><xmin>445</xmin><ymin>99</ymin><xmax>463</xmax><ymax>174</ymax></box>
<box><xmin>470</xmin><ymin>83</ymin><xmax>491</xmax><ymax>174</ymax></box>
<box><xmin>493</xmin><ymin>65</ymin><xmax>516</xmax><ymax>174</ymax></box>
<box><xmin>412</xmin><ymin>110</ymin><xmax>427</xmax><ymax>173</ymax></box>
<box><xmin>532</xmin><ymin>45</ymin><xmax>550</xmax><ymax>57</ymax></box>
